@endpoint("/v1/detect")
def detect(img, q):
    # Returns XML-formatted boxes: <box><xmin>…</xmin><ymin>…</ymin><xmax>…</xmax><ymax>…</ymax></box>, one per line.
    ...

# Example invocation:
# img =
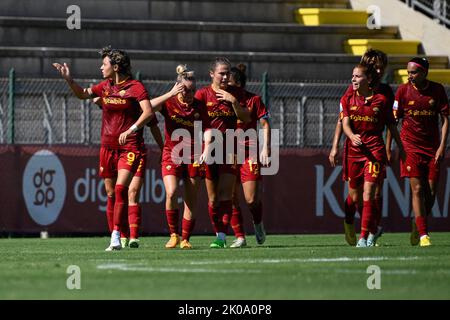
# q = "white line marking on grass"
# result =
<box><xmin>334</xmin><ymin>268</ymin><xmax>418</xmax><ymax>275</ymax></box>
<box><xmin>96</xmin><ymin>263</ymin><xmax>261</xmax><ymax>273</ymax></box>
<box><xmin>189</xmin><ymin>256</ymin><xmax>421</xmax><ymax>265</ymax></box>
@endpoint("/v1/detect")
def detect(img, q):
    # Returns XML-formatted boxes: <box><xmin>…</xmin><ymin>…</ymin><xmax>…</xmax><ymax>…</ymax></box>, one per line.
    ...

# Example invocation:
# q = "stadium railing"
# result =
<box><xmin>1</xmin><ymin>72</ymin><xmax>450</xmax><ymax>149</ymax></box>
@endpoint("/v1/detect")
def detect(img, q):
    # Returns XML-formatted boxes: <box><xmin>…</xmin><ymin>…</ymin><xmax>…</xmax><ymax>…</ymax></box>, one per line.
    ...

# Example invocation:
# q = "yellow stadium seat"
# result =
<box><xmin>395</xmin><ymin>69</ymin><xmax>450</xmax><ymax>84</ymax></box>
<box><xmin>344</xmin><ymin>39</ymin><xmax>421</xmax><ymax>55</ymax></box>
<box><xmin>295</xmin><ymin>8</ymin><xmax>368</xmax><ymax>25</ymax></box>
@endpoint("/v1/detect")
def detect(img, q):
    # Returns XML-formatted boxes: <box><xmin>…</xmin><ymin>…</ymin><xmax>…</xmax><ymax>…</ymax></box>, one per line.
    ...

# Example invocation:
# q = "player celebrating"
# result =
<box><xmin>341</xmin><ymin>64</ymin><xmax>404</xmax><ymax>247</ymax></box>
<box><xmin>53</xmin><ymin>46</ymin><xmax>154</xmax><ymax>251</ymax></box>
<box><xmin>195</xmin><ymin>57</ymin><xmax>250</xmax><ymax>248</ymax></box>
<box><xmin>224</xmin><ymin>64</ymin><xmax>271</xmax><ymax>248</ymax></box>
<box><xmin>151</xmin><ymin>65</ymin><xmax>212</xmax><ymax>249</ymax></box>
<box><xmin>118</xmin><ymin>118</ymin><xmax>164</xmax><ymax>249</ymax></box>
<box><xmin>329</xmin><ymin>49</ymin><xmax>393</xmax><ymax>246</ymax></box>
<box><xmin>93</xmin><ymin>96</ymin><xmax>164</xmax><ymax>249</ymax></box>
<box><xmin>388</xmin><ymin>57</ymin><xmax>449</xmax><ymax>246</ymax></box>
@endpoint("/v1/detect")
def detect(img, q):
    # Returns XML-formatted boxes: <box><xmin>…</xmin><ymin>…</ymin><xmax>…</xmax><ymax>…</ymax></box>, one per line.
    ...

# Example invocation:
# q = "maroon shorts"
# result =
<box><xmin>204</xmin><ymin>163</ymin><xmax>239</xmax><ymax>180</ymax></box>
<box><xmin>239</xmin><ymin>158</ymin><xmax>261</xmax><ymax>183</ymax></box>
<box><xmin>162</xmin><ymin>160</ymin><xmax>205</xmax><ymax>179</ymax></box>
<box><xmin>133</xmin><ymin>155</ymin><xmax>146</xmax><ymax>178</ymax></box>
<box><xmin>99</xmin><ymin>147</ymin><xmax>144</xmax><ymax>179</ymax></box>
<box><xmin>347</xmin><ymin>158</ymin><xmax>385</xmax><ymax>189</ymax></box>
<box><xmin>401</xmin><ymin>151</ymin><xmax>440</xmax><ymax>181</ymax></box>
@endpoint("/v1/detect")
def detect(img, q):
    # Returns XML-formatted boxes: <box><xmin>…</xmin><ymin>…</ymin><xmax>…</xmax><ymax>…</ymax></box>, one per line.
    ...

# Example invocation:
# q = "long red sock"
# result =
<box><xmin>218</xmin><ymin>200</ymin><xmax>232</xmax><ymax>234</ymax></box>
<box><xmin>415</xmin><ymin>215</ymin><xmax>428</xmax><ymax>237</ymax></box>
<box><xmin>129</xmin><ymin>205</ymin><xmax>141</xmax><ymax>239</ymax></box>
<box><xmin>182</xmin><ymin>218</ymin><xmax>196</xmax><ymax>241</ymax></box>
<box><xmin>374</xmin><ymin>196</ymin><xmax>382</xmax><ymax>228</ymax></box>
<box><xmin>222</xmin><ymin>212</ymin><xmax>231</xmax><ymax>233</ymax></box>
<box><xmin>208</xmin><ymin>204</ymin><xmax>221</xmax><ymax>234</ymax></box>
<box><xmin>113</xmin><ymin>184</ymin><xmax>128</xmax><ymax>233</ymax></box>
<box><xmin>165</xmin><ymin>209</ymin><xmax>179</xmax><ymax>235</ymax></box>
<box><xmin>360</xmin><ymin>200</ymin><xmax>377</xmax><ymax>239</ymax></box>
<box><xmin>106</xmin><ymin>195</ymin><xmax>115</xmax><ymax>232</ymax></box>
<box><xmin>231</xmin><ymin>207</ymin><xmax>245</xmax><ymax>238</ymax></box>
<box><xmin>344</xmin><ymin>195</ymin><xmax>356</xmax><ymax>225</ymax></box>
<box><xmin>249</xmin><ymin>201</ymin><xmax>263</xmax><ymax>225</ymax></box>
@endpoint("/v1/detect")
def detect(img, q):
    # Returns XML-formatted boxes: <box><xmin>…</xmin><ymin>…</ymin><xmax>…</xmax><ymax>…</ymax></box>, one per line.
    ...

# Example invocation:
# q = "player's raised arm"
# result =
<box><xmin>52</xmin><ymin>62</ymin><xmax>92</xmax><ymax>100</ymax></box>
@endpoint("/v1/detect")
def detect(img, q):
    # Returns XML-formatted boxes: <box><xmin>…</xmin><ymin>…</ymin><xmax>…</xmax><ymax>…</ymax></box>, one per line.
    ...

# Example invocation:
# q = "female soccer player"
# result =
<box><xmin>53</xmin><ymin>46</ymin><xmax>154</xmax><ymax>251</ymax></box>
<box><xmin>151</xmin><ymin>65</ymin><xmax>212</xmax><ymax>249</ymax></box>
<box><xmin>225</xmin><ymin>64</ymin><xmax>271</xmax><ymax>248</ymax></box>
<box><xmin>329</xmin><ymin>49</ymin><xmax>393</xmax><ymax>246</ymax></box>
<box><xmin>341</xmin><ymin>64</ymin><xmax>404</xmax><ymax>247</ymax></box>
<box><xmin>195</xmin><ymin>57</ymin><xmax>250</xmax><ymax>248</ymax></box>
<box><xmin>93</xmin><ymin>96</ymin><xmax>164</xmax><ymax>249</ymax></box>
<box><xmin>387</xmin><ymin>57</ymin><xmax>449</xmax><ymax>246</ymax></box>
<box><xmin>118</xmin><ymin>118</ymin><xmax>164</xmax><ymax>249</ymax></box>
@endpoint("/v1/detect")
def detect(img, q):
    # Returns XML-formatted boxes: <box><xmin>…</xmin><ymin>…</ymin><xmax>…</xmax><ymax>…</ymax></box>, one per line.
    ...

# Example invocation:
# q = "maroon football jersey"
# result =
<box><xmin>342</xmin><ymin>90</ymin><xmax>394</xmax><ymax>160</ymax></box>
<box><xmin>237</xmin><ymin>91</ymin><xmax>270</xmax><ymax>150</ymax></box>
<box><xmin>160</xmin><ymin>95</ymin><xmax>211</xmax><ymax>163</ymax></box>
<box><xmin>194</xmin><ymin>85</ymin><xmax>246</xmax><ymax>132</ymax></box>
<box><xmin>394</xmin><ymin>81</ymin><xmax>449</xmax><ymax>157</ymax></box>
<box><xmin>91</xmin><ymin>79</ymin><xmax>149</xmax><ymax>150</ymax></box>
<box><xmin>343</xmin><ymin>83</ymin><xmax>395</xmax><ymax>114</ymax></box>
<box><xmin>237</xmin><ymin>91</ymin><xmax>269</xmax><ymax>131</ymax></box>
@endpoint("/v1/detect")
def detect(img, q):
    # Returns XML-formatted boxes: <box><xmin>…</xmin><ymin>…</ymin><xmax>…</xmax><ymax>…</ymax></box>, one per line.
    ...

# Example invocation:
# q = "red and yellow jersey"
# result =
<box><xmin>394</xmin><ymin>81</ymin><xmax>449</xmax><ymax>157</ymax></box>
<box><xmin>91</xmin><ymin>79</ymin><xmax>149</xmax><ymax>151</ymax></box>
<box><xmin>342</xmin><ymin>90</ymin><xmax>394</xmax><ymax>160</ymax></box>
<box><xmin>194</xmin><ymin>85</ymin><xmax>246</xmax><ymax>132</ymax></box>
<box><xmin>237</xmin><ymin>91</ymin><xmax>269</xmax><ymax>131</ymax></box>
<box><xmin>340</xmin><ymin>83</ymin><xmax>394</xmax><ymax>120</ymax></box>
<box><xmin>160</xmin><ymin>95</ymin><xmax>211</xmax><ymax>162</ymax></box>
<box><xmin>237</xmin><ymin>90</ymin><xmax>270</xmax><ymax>150</ymax></box>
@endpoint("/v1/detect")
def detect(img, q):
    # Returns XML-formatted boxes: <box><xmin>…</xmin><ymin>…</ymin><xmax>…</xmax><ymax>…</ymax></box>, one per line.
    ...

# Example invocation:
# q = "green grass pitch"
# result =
<box><xmin>1</xmin><ymin>233</ymin><xmax>450</xmax><ymax>300</ymax></box>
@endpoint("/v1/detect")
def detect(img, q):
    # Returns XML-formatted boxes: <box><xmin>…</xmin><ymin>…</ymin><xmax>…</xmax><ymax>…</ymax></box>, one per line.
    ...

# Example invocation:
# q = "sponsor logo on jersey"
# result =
<box><xmin>170</xmin><ymin>115</ymin><xmax>194</xmax><ymax>127</ymax></box>
<box><xmin>208</xmin><ymin>110</ymin><xmax>235</xmax><ymax>117</ymax></box>
<box><xmin>103</xmin><ymin>97</ymin><xmax>127</xmax><ymax>105</ymax></box>
<box><xmin>349</xmin><ymin>115</ymin><xmax>378</xmax><ymax>123</ymax></box>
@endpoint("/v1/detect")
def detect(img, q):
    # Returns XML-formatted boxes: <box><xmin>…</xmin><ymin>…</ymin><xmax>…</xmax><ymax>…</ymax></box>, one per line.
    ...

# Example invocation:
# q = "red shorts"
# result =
<box><xmin>342</xmin><ymin>143</ymin><xmax>386</xmax><ymax>183</ymax></box>
<box><xmin>162</xmin><ymin>160</ymin><xmax>205</xmax><ymax>179</ymax></box>
<box><xmin>347</xmin><ymin>158</ymin><xmax>385</xmax><ymax>189</ymax></box>
<box><xmin>204</xmin><ymin>163</ymin><xmax>239</xmax><ymax>180</ymax></box>
<box><xmin>99</xmin><ymin>147</ymin><xmax>144</xmax><ymax>179</ymax></box>
<box><xmin>239</xmin><ymin>158</ymin><xmax>261</xmax><ymax>183</ymax></box>
<box><xmin>401</xmin><ymin>152</ymin><xmax>440</xmax><ymax>181</ymax></box>
<box><xmin>133</xmin><ymin>155</ymin><xmax>146</xmax><ymax>178</ymax></box>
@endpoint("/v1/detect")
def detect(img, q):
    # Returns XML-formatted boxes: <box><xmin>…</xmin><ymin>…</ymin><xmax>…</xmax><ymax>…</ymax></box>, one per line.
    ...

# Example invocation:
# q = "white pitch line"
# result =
<box><xmin>333</xmin><ymin>268</ymin><xmax>418</xmax><ymax>275</ymax></box>
<box><xmin>189</xmin><ymin>256</ymin><xmax>421</xmax><ymax>265</ymax></box>
<box><xmin>96</xmin><ymin>263</ymin><xmax>261</xmax><ymax>273</ymax></box>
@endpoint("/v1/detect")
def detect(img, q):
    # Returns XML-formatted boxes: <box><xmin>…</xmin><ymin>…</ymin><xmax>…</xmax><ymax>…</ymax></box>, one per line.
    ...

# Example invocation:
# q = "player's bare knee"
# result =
<box><xmin>245</xmin><ymin>196</ymin><xmax>258</xmax><ymax>208</ymax></box>
<box><xmin>128</xmin><ymin>189</ymin><xmax>139</xmax><ymax>204</ymax></box>
<box><xmin>411</xmin><ymin>184</ymin><xmax>423</xmax><ymax>197</ymax></box>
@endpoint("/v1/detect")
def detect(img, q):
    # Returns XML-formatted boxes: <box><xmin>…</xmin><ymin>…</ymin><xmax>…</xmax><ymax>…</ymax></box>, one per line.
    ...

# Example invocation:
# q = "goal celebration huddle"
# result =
<box><xmin>53</xmin><ymin>46</ymin><xmax>448</xmax><ymax>251</ymax></box>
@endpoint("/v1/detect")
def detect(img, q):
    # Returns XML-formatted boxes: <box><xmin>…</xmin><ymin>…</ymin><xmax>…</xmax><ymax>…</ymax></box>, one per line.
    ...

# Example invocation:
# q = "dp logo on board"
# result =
<box><xmin>23</xmin><ymin>150</ymin><xmax>66</xmax><ymax>225</ymax></box>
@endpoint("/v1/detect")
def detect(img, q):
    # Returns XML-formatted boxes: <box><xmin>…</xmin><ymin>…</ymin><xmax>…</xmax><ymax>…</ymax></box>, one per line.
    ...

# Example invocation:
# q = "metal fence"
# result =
<box><xmin>400</xmin><ymin>0</ymin><xmax>450</xmax><ymax>27</ymax></box>
<box><xmin>1</xmin><ymin>74</ymin><xmax>450</xmax><ymax>149</ymax></box>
